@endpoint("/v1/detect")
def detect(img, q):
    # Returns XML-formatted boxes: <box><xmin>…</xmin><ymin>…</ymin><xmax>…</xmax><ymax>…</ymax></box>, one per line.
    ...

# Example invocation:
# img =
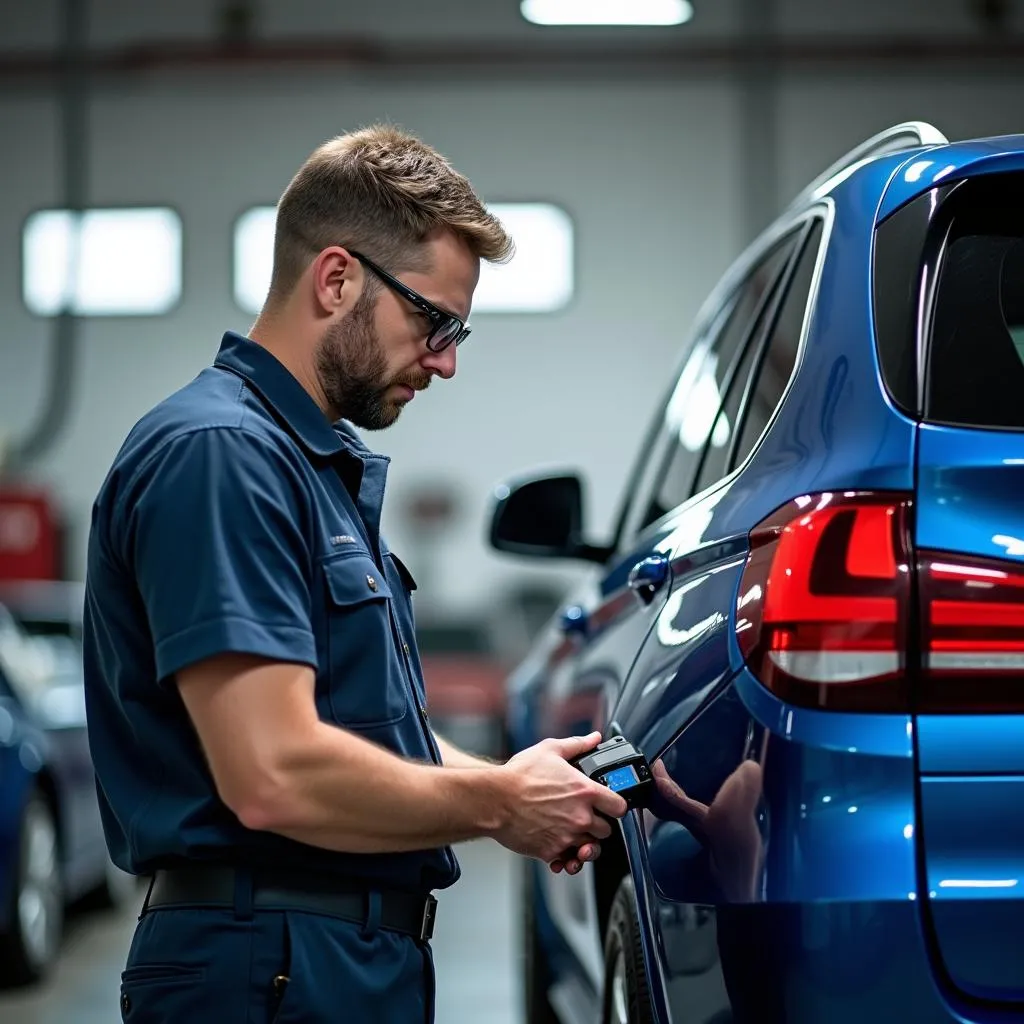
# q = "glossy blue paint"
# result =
<box><xmin>732</xmin><ymin>670</ymin><xmax>914</xmax><ymax>760</ymax></box>
<box><xmin>497</xmin><ymin>128</ymin><xmax>1024</xmax><ymax>1024</ymax></box>
<box><xmin>913</xmin><ymin>419</ymin><xmax>1024</xmax><ymax>1005</ymax></box>
<box><xmin>919</xmin><ymin>777</ymin><xmax>1024</xmax><ymax>1002</ymax></box>
<box><xmin>877</xmin><ymin>137</ymin><xmax>1024</xmax><ymax>221</ymax></box>
<box><xmin>915</xmin><ymin>424</ymin><xmax>1024</xmax><ymax>564</ymax></box>
<box><xmin>917</xmin><ymin>716</ymin><xmax>1024</xmax><ymax>774</ymax></box>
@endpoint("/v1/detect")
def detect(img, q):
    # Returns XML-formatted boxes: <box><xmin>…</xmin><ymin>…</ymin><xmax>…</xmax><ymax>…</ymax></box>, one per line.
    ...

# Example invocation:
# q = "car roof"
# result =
<box><xmin>875</xmin><ymin>132</ymin><xmax>1024</xmax><ymax>220</ymax></box>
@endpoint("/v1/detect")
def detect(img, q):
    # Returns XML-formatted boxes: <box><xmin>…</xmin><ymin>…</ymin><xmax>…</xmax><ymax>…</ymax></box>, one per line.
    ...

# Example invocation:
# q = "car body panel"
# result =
<box><xmin>914</xmin><ymin>425</ymin><xmax>1024</xmax><ymax>1004</ymax></box>
<box><xmin>501</xmin><ymin>126</ymin><xmax>1024</xmax><ymax>1024</ymax></box>
<box><xmin>634</xmin><ymin>674</ymin><xmax>952</xmax><ymax>1024</ymax></box>
<box><xmin>877</xmin><ymin>138</ymin><xmax>1024</xmax><ymax>221</ymax></box>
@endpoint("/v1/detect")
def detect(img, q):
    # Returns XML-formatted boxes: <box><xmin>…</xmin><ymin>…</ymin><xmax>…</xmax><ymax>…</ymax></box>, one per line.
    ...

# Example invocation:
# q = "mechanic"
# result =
<box><xmin>82</xmin><ymin>124</ymin><xmax>627</xmax><ymax>1023</ymax></box>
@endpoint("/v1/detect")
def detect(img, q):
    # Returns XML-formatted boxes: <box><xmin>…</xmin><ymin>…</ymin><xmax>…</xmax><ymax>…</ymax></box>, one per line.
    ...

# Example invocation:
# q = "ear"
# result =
<box><xmin>310</xmin><ymin>246</ymin><xmax>361</xmax><ymax>316</ymax></box>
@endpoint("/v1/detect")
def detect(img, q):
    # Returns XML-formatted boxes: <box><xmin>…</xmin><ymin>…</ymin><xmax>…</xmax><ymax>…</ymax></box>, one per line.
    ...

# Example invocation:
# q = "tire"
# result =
<box><xmin>602</xmin><ymin>877</ymin><xmax>653</xmax><ymax>1024</ymax></box>
<box><xmin>0</xmin><ymin>792</ymin><xmax>64</xmax><ymax>986</ymax></box>
<box><xmin>521</xmin><ymin>861</ymin><xmax>559</xmax><ymax>1024</ymax></box>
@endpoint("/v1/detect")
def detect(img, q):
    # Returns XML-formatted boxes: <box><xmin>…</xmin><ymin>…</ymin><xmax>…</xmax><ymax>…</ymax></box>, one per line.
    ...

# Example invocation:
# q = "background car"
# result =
<box><xmin>0</xmin><ymin>582</ymin><xmax>133</xmax><ymax>987</ymax></box>
<box><xmin>489</xmin><ymin>121</ymin><xmax>1024</xmax><ymax>1024</ymax></box>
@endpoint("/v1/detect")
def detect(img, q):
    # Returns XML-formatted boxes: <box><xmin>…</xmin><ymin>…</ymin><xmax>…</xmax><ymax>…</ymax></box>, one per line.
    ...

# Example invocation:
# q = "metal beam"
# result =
<box><xmin>3</xmin><ymin>35</ymin><xmax>1024</xmax><ymax>84</ymax></box>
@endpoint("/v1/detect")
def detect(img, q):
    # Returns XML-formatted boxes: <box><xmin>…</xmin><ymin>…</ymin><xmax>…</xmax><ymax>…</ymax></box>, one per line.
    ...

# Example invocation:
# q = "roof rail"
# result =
<box><xmin>794</xmin><ymin>121</ymin><xmax>949</xmax><ymax>207</ymax></box>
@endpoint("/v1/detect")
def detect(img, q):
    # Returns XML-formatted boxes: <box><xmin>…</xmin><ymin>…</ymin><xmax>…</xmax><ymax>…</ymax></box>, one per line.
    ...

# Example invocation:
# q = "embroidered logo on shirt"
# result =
<box><xmin>330</xmin><ymin>535</ymin><xmax>357</xmax><ymax>546</ymax></box>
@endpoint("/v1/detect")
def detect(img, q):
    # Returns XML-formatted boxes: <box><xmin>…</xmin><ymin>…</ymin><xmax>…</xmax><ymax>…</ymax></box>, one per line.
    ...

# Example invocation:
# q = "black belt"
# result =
<box><xmin>145</xmin><ymin>866</ymin><xmax>438</xmax><ymax>942</ymax></box>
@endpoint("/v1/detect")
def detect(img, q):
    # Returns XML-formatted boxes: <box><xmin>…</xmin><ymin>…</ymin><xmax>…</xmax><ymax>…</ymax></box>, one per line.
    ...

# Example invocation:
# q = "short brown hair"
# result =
<box><xmin>268</xmin><ymin>124</ymin><xmax>513</xmax><ymax>302</ymax></box>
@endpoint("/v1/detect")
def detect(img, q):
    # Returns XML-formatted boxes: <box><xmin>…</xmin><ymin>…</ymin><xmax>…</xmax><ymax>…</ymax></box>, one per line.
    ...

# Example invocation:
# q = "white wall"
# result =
<box><xmin>1</xmin><ymin>0</ymin><xmax>1023</xmax><ymax>617</ymax></box>
<box><xmin>0</xmin><ymin>73</ymin><xmax>743</xmax><ymax>615</ymax></box>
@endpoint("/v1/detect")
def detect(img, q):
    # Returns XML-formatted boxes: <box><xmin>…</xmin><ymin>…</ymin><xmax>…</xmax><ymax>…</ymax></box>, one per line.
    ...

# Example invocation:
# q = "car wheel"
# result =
<box><xmin>0</xmin><ymin>792</ymin><xmax>64</xmax><ymax>986</ymax></box>
<box><xmin>522</xmin><ymin>861</ymin><xmax>559</xmax><ymax>1024</ymax></box>
<box><xmin>602</xmin><ymin>877</ymin><xmax>653</xmax><ymax>1024</ymax></box>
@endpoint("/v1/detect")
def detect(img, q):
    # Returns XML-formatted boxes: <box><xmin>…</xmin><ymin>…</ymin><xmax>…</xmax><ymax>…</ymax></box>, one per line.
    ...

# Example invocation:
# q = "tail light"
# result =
<box><xmin>737</xmin><ymin>491</ymin><xmax>1024</xmax><ymax>712</ymax></box>
<box><xmin>736</xmin><ymin>492</ymin><xmax>913</xmax><ymax>711</ymax></box>
<box><xmin>919</xmin><ymin>553</ymin><xmax>1024</xmax><ymax>711</ymax></box>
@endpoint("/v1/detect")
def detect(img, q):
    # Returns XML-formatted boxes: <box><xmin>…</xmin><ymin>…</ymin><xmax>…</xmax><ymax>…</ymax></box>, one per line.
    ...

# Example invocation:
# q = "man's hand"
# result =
<box><xmin>493</xmin><ymin>732</ymin><xmax>627</xmax><ymax>873</ymax></box>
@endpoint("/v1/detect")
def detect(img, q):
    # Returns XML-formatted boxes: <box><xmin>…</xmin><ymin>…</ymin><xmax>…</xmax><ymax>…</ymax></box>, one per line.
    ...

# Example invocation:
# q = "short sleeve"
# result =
<box><xmin>123</xmin><ymin>428</ymin><xmax>316</xmax><ymax>682</ymax></box>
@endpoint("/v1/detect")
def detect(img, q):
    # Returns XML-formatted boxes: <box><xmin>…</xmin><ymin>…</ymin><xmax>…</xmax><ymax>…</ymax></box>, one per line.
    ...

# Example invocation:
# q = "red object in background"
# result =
<box><xmin>0</xmin><ymin>486</ymin><xmax>60</xmax><ymax>581</ymax></box>
<box><xmin>420</xmin><ymin>654</ymin><xmax>508</xmax><ymax>718</ymax></box>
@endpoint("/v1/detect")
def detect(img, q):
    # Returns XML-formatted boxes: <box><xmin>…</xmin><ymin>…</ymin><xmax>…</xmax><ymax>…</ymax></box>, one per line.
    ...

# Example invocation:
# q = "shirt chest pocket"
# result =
<box><xmin>321</xmin><ymin>553</ymin><xmax>409</xmax><ymax>729</ymax></box>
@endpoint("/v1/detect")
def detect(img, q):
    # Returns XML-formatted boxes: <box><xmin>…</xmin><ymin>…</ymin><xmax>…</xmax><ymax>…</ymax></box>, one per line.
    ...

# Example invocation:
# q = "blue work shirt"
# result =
<box><xmin>83</xmin><ymin>331</ymin><xmax>460</xmax><ymax>894</ymax></box>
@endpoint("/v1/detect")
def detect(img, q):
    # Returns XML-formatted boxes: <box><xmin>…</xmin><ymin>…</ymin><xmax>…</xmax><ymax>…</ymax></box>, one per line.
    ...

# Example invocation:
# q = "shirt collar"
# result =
<box><xmin>214</xmin><ymin>331</ymin><xmax>346</xmax><ymax>458</ymax></box>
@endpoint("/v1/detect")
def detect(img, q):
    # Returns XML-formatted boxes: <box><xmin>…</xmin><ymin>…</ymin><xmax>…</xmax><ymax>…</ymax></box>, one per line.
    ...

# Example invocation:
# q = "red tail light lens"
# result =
<box><xmin>919</xmin><ymin>552</ymin><xmax>1024</xmax><ymax>711</ymax></box>
<box><xmin>736</xmin><ymin>492</ymin><xmax>913</xmax><ymax>710</ymax></box>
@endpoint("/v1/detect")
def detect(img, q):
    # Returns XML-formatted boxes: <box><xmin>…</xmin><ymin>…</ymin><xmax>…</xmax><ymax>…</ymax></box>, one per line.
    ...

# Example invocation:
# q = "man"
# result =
<box><xmin>83</xmin><ymin>124</ymin><xmax>626</xmax><ymax>1023</ymax></box>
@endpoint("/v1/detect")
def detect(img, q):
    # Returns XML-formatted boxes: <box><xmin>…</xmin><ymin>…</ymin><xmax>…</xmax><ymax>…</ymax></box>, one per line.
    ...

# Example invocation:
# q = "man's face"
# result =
<box><xmin>314</xmin><ymin>232</ymin><xmax>479</xmax><ymax>430</ymax></box>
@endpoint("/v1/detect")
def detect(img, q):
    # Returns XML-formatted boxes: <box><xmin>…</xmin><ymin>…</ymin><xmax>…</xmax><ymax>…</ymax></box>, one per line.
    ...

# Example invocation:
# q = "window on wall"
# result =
<box><xmin>233</xmin><ymin>206</ymin><xmax>276</xmax><ymax>316</ymax></box>
<box><xmin>23</xmin><ymin>208</ymin><xmax>182</xmax><ymax>316</ymax></box>
<box><xmin>232</xmin><ymin>202</ymin><xmax>574</xmax><ymax>315</ymax></box>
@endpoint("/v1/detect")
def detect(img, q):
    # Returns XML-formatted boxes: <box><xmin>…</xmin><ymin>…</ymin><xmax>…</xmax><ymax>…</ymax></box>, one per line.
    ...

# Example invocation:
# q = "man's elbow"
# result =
<box><xmin>218</xmin><ymin>766</ymin><xmax>303</xmax><ymax>834</ymax></box>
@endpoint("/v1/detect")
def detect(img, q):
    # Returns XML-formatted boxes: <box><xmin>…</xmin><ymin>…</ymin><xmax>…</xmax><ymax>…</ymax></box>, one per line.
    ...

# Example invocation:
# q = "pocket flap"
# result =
<box><xmin>323</xmin><ymin>554</ymin><xmax>393</xmax><ymax>605</ymax></box>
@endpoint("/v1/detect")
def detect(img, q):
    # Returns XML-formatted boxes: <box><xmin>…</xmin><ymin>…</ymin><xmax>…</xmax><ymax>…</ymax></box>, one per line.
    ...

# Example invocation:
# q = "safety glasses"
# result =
<box><xmin>350</xmin><ymin>250</ymin><xmax>471</xmax><ymax>353</ymax></box>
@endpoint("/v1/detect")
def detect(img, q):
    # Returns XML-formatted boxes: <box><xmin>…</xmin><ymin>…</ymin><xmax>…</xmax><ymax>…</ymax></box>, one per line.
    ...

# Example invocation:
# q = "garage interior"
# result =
<box><xmin>1</xmin><ymin>1</ymin><xmax>1024</xmax><ymax>1021</ymax></box>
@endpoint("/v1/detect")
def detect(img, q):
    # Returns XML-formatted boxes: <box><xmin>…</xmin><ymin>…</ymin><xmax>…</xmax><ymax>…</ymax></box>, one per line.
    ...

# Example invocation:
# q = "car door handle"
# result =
<box><xmin>628</xmin><ymin>555</ymin><xmax>671</xmax><ymax>605</ymax></box>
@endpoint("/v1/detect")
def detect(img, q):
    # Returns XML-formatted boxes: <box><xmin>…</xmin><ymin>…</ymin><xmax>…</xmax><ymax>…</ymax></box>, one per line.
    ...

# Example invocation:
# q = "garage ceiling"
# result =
<box><xmin>2</xmin><ymin>0</ymin><xmax>1022</xmax><ymax>77</ymax></box>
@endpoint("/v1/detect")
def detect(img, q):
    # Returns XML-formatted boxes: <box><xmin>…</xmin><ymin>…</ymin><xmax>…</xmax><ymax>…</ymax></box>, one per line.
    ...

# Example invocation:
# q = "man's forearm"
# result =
<box><xmin>245</xmin><ymin>720</ymin><xmax>511</xmax><ymax>854</ymax></box>
<box><xmin>434</xmin><ymin>732</ymin><xmax>498</xmax><ymax>769</ymax></box>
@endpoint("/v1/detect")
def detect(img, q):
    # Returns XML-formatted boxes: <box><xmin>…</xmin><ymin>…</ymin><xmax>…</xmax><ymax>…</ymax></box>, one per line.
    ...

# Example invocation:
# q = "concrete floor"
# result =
<box><xmin>0</xmin><ymin>841</ymin><xmax>523</xmax><ymax>1024</ymax></box>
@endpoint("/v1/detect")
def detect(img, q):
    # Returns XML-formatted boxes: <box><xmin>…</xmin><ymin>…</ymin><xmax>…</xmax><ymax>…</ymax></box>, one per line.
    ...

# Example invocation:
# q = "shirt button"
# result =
<box><xmin>403</xmin><ymin>643</ymin><xmax>410</xmax><ymax>655</ymax></box>
<box><xmin>121</xmin><ymin>993</ymin><xmax>132</xmax><ymax>1015</ymax></box>
<box><xmin>366</xmin><ymin>575</ymin><xmax>378</xmax><ymax>592</ymax></box>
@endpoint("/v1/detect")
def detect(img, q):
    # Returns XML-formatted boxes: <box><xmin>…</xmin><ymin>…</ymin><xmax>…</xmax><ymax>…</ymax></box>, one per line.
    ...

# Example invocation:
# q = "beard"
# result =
<box><xmin>315</xmin><ymin>290</ymin><xmax>429</xmax><ymax>431</ymax></box>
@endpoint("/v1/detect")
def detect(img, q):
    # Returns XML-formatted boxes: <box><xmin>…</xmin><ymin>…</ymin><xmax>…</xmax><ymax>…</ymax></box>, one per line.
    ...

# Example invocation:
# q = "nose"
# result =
<box><xmin>421</xmin><ymin>342</ymin><xmax>457</xmax><ymax>381</ymax></box>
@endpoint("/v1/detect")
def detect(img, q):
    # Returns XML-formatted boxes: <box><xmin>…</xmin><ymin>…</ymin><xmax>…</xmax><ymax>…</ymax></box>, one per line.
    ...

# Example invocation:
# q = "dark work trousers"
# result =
<box><xmin>119</xmin><ymin>878</ymin><xmax>435</xmax><ymax>1024</ymax></box>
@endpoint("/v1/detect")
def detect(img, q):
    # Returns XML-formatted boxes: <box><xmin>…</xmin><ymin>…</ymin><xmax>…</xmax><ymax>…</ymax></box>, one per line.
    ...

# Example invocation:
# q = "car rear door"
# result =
<box><xmin>899</xmin><ymin>171</ymin><xmax>1024</xmax><ymax>1005</ymax></box>
<box><xmin>536</xmin><ymin>229</ymin><xmax>804</xmax><ymax>996</ymax></box>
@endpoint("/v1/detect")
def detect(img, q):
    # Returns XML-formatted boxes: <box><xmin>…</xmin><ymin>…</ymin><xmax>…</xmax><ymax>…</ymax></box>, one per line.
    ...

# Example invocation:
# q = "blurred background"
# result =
<box><xmin>0</xmin><ymin>0</ymin><xmax>1023</xmax><ymax>1020</ymax></box>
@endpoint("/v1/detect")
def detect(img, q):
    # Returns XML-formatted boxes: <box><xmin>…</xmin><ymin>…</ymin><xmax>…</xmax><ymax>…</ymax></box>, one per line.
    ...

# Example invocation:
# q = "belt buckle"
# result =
<box><xmin>420</xmin><ymin>894</ymin><xmax>437</xmax><ymax>942</ymax></box>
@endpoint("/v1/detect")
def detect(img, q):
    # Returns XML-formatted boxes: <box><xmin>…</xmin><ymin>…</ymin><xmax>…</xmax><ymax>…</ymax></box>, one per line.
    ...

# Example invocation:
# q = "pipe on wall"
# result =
<box><xmin>10</xmin><ymin>0</ymin><xmax>88</xmax><ymax>468</ymax></box>
<box><xmin>3</xmin><ymin>35</ymin><xmax>1024</xmax><ymax>84</ymax></box>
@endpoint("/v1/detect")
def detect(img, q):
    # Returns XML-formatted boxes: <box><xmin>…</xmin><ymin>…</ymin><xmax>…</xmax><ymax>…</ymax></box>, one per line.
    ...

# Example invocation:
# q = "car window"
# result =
<box><xmin>926</xmin><ymin>186</ymin><xmax>1024</xmax><ymax>430</ymax></box>
<box><xmin>638</xmin><ymin>234</ymin><xmax>800</xmax><ymax>529</ymax></box>
<box><xmin>732</xmin><ymin>219</ymin><xmax>824</xmax><ymax>469</ymax></box>
<box><xmin>694</xmin><ymin>327</ymin><xmax>765</xmax><ymax>494</ymax></box>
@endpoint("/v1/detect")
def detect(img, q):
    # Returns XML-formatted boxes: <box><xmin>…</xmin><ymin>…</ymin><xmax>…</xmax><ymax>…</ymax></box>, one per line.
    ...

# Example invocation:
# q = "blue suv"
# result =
<box><xmin>488</xmin><ymin>122</ymin><xmax>1024</xmax><ymax>1024</ymax></box>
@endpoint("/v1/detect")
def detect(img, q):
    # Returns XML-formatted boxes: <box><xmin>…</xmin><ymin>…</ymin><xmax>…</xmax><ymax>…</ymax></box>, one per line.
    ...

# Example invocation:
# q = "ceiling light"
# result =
<box><xmin>521</xmin><ymin>0</ymin><xmax>693</xmax><ymax>27</ymax></box>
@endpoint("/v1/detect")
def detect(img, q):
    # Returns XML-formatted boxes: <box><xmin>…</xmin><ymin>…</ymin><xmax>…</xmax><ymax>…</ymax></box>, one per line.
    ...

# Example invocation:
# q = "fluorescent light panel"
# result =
<box><xmin>23</xmin><ymin>208</ymin><xmax>181</xmax><ymax>316</ymax></box>
<box><xmin>475</xmin><ymin>203</ymin><xmax>573</xmax><ymax>313</ymax></box>
<box><xmin>234</xmin><ymin>206</ymin><xmax>277</xmax><ymax>316</ymax></box>
<box><xmin>521</xmin><ymin>0</ymin><xmax>692</xmax><ymax>26</ymax></box>
<box><xmin>233</xmin><ymin>202</ymin><xmax>574</xmax><ymax>316</ymax></box>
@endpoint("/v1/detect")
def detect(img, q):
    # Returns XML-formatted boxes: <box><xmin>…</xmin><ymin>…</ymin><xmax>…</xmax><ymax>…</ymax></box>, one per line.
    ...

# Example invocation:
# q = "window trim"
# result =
<box><xmin>689</xmin><ymin>225</ymin><xmax>809</xmax><ymax>494</ymax></box>
<box><xmin>718</xmin><ymin>203</ymin><xmax>832</xmax><ymax>488</ymax></box>
<box><xmin>613</xmin><ymin>200</ymin><xmax>834</xmax><ymax>551</ymax></box>
<box><xmin>725</xmin><ymin>217</ymin><xmax>821</xmax><ymax>474</ymax></box>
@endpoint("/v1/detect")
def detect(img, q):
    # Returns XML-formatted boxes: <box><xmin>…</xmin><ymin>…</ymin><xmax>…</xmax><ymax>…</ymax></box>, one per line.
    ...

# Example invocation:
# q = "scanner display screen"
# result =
<box><xmin>602</xmin><ymin>765</ymin><xmax>639</xmax><ymax>792</ymax></box>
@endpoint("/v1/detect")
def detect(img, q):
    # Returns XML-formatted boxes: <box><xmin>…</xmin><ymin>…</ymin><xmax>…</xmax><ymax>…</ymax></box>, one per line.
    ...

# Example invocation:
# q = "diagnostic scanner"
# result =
<box><xmin>572</xmin><ymin>735</ymin><xmax>654</xmax><ymax>810</ymax></box>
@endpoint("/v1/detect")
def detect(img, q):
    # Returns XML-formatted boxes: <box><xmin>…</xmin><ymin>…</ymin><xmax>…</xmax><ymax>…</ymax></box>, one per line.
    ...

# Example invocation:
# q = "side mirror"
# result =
<box><xmin>488</xmin><ymin>472</ymin><xmax>612</xmax><ymax>563</ymax></box>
